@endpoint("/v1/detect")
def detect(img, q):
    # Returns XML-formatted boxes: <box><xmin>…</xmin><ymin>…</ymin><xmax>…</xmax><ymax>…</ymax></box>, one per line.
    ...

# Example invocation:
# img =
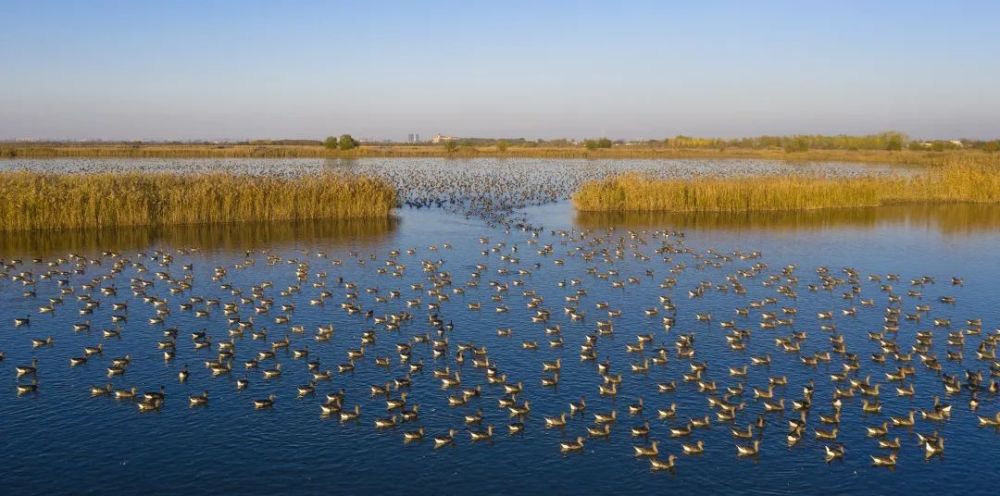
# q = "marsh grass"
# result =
<box><xmin>0</xmin><ymin>172</ymin><xmax>396</xmax><ymax>231</ymax></box>
<box><xmin>573</xmin><ymin>156</ymin><xmax>1000</xmax><ymax>213</ymax></box>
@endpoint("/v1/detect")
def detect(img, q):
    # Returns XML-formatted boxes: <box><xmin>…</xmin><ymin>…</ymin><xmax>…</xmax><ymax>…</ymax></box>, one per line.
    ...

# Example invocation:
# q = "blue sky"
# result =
<box><xmin>1</xmin><ymin>0</ymin><xmax>998</xmax><ymax>140</ymax></box>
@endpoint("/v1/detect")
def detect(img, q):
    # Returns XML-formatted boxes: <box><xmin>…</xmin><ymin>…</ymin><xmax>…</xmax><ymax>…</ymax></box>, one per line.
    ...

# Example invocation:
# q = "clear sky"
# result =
<box><xmin>1</xmin><ymin>0</ymin><xmax>998</xmax><ymax>141</ymax></box>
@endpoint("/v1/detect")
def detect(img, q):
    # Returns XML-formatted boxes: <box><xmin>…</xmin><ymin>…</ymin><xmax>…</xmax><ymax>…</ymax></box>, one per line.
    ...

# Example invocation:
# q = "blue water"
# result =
<box><xmin>1</xmin><ymin>160</ymin><xmax>998</xmax><ymax>496</ymax></box>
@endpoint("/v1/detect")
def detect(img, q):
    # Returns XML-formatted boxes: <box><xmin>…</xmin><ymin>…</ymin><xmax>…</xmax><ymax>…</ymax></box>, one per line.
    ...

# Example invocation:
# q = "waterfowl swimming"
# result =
<box><xmin>545</xmin><ymin>412</ymin><xmax>568</xmax><ymax>428</ymax></box>
<box><xmin>824</xmin><ymin>444</ymin><xmax>846</xmax><ymax>462</ymax></box>
<box><xmin>90</xmin><ymin>384</ymin><xmax>113</xmax><ymax>397</ymax></box>
<box><xmin>924</xmin><ymin>437</ymin><xmax>945</xmax><ymax>458</ymax></box>
<box><xmin>633</xmin><ymin>440</ymin><xmax>659</xmax><ymax>457</ymax></box>
<box><xmin>469</xmin><ymin>425</ymin><xmax>494</xmax><ymax>441</ymax></box>
<box><xmin>559</xmin><ymin>436</ymin><xmax>585</xmax><ymax>453</ymax></box>
<box><xmin>870</xmin><ymin>452</ymin><xmax>897</xmax><ymax>467</ymax></box>
<box><xmin>254</xmin><ymin>394</ymin><xmax>276</xmax><ymax>409</ymax></box>
<box><xmin>374</xmin><ymin>415</ymin><xmax>398</xmax><ymax>429</ymax></box>
<box><xmin>16</xmin><ymin>380</ymin><xmax>39</xmax><ymax>395</ymax></box>
<box><xmin>189</xmin><ymin>390</ymin><xmax>209</xmax><ymax>406</ymax></box>
<box><xmin>434</xmin><ymin>429</ymin><xmax>457</xmax><ymax>448</ymax></box>
<box><xmin>736</xmin><ymin>440</ymin><xmax>761</xmax><ymax>457</ymax></box>
<box><xmin>403</xmin><ymin>427</ymin><xmax>425</xmax><ymax>442</ymax></box>
<box><xmin>649</xmin><ymin>454</ymin><xmax>677</xmax><ymax>471</ymax></box>
<box><xmin>15</xmin><ymin>358</ymin><xmax>39</xmax><ymax>377</ymax></box>
<box><xmin>682</xmin><ymin>440</ymin><xmax>704</xmax><ymax>455</ymax></box>
<box><xmin>339</xmin><ymin>405</ymin><xmax>361</xmax><ymax>422</ymax></box>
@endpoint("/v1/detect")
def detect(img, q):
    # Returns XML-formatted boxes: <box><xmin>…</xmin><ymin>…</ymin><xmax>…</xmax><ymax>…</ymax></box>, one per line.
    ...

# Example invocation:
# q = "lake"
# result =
<box><xmin>0</xmin><ymin>158</ymin><xmax>997</xmax><ymax>495</ymax></box>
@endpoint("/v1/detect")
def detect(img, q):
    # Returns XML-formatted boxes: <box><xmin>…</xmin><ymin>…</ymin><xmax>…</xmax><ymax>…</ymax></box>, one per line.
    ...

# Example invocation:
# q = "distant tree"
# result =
<box><xmin>584</xmin><ymin>137</ymin><xmax>613</xmax><ymax>150</ymax></box>
<box><xmin>886</xmin><ymin>135</ymin><xmax>903</xmax><ymax>151</ymax></box>
<box><xmin>784</xmin><ymin>137</ymin><xmax>809</xmax><ymax>153</ymax></box>
<box><xmin>496</xmin><ymin>140</ymin><xmax>510</xmax><ymax>152</ymax></box>
<box><xmin>338</xmin><ymin>134</ymin><xmax>358</xmax><ymax>150</ymax></box>
<box><xmin>444</xmin><ymin>140</ymin><xmax>458</xmax><ymax>153</ymax></box>
<box><xmin>983</xmin><ymin>140</ymin><xmax>1000</xmax><ymax>153</ymax></box>
<box><xmin>323</xmin><ymin>136</ymin><xmax>338</xmax><ymax>149</ymax></box>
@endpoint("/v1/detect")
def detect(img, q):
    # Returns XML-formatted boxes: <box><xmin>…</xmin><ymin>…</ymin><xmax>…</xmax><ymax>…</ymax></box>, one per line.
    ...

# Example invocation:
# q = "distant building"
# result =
<box><xmin>432</xmin><ymin>134</ymin><xmax>456</xmax><ymax>144</ymax></box>
<box><xmin>406</xmin><ymin>133</ymin><xmax>421</xmax><ymax>144</ymax></box>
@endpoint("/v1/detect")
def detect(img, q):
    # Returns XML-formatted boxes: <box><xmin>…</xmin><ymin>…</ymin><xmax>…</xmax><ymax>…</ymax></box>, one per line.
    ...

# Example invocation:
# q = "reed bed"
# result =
<box><xmin>0</xmin><ymin>172</ymin><xmax>396</xmax><ymax>231</ymax></box>
<box><xmin>573</xmin><ymin>155</ymin><xmax>1000</xmax><ymax>212</ymax></box>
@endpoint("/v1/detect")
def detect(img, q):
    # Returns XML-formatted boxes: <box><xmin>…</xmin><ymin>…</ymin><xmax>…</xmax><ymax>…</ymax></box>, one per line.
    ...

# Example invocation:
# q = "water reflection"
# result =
<box><xmin>0</xmin><ymin>217</ymin><xmax>398</xmax><ymax>257</ymax></box>
<box><xmin>574</xmin><ymin>203</ymin><xmax>1000</xmax><ymax>236</ymax></box>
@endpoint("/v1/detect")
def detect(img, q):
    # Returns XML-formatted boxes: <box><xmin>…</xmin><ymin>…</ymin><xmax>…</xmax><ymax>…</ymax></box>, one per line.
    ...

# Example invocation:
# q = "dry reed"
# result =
<box><xmin>0</xmin><ymin>172</ymin><xmax>396</xmax><ymax>231</ymax></box>
<box><xmin>573</xmin><ymin>155</ymin><xmax>1000</xmax><ymax>212</ymax></box>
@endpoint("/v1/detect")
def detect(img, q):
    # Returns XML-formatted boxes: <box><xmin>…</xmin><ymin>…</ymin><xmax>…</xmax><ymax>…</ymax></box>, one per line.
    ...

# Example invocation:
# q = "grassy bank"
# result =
<box><xmin>0</xmin><ymin>172</ymin><xmax>396</xmax><ymax>231</ymax></box>
<box><xmin>0</xmin><ymin>143</ymin><xmax>991</xmax><ymax>166</ymax></box>
<box><xmin>573</xmin><ymin>155</ymin><xmax>1000</xmax><ymax>212</ymax></box>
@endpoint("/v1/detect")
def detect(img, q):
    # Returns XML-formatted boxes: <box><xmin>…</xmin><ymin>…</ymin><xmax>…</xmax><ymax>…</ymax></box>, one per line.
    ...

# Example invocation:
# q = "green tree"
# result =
<box><xmin>496</xmin><ymin>140</ymin><xmax>510</xmax><ymax>152</ymax></box>
<box><xmin>338</xmin><ymin>134</ymin><xmax>358</xmax><ymax>150</ymax></box>
<box><xmin>444</xmin><ymin>140</ymin><xmax>458</xmax><ymax>153</ymax></box>
<box><xmin>323</xmin><ymin>136</ymin><xmax>338</xmax><ymax>149</ymax></box>
<box><xmin>886</xmin><ymin>135</ymin><xmax>903</xmax><ymax>151</ymax></box>
<box><xmin>584</xmin><ymin>137</ymin><xmax>612</xmax><ymax>150</ymax></box>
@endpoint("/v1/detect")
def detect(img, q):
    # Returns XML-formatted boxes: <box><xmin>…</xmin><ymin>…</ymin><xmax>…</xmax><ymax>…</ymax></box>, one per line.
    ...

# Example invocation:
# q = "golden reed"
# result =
<box><xmin>0</xmin><ymin>172</ymin><xmax>396</xmax><ymax>231</ymax></box>
<box><xmin>573</xmin><ymin>155</ymin><xmax>1000</xmax><ymax>212</ymax></box>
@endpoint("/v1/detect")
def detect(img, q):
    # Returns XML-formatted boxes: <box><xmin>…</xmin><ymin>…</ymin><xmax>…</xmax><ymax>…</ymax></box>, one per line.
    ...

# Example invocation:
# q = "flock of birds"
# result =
<box><xmin>2</xmin><ymin>220</ymin><xmax>998</xmax><ymax>473</ymax></box>
<box><xmin>0</xmin><ymin>160</ymin><xmax>996</xmax><ymax>478</ymax></box>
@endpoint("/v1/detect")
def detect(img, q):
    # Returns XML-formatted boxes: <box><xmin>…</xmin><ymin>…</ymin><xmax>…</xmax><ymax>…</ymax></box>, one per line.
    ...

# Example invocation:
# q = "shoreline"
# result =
<box><xmin>0</xmin><ymin>144</ymin><xmax>988</xmax><ymax>166</ymax></box>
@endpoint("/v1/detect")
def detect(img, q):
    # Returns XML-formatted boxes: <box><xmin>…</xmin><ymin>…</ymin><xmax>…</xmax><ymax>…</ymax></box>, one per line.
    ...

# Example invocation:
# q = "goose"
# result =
<box><xmin>254</xmin><ymin>394</ymin><xmax>276</xmax><ymax>409</ymax></box>
<box><xmin>559</xmin><ymin>436</ymin><xmax>585</xmax><ymax>453</ymax></box>
<box><xmin>15</xmin><ymin>358</ymin><xmax>39</xmax><ymax>377</ymax></box>
<box><xmin>339</xmin><ymin>405</ymin><xmax>361</xmax><ymax>422</ymax></box>
<box><xmin>469</xmin><ymin>425</ymin><xmax>494</xmax><ymax>442</ymax></box>
<box><xmin>657</xmin><ymin>404</ymin><xmax>678</xmax><ymax>420</ymax></box>
<box><xmin>824</xmin><ymin>444</ymin><xmax>846</xmax><ymax>462</ymax></box>
<box><xmin>374</xmin><ymin>415</ymin><xmax>398</xmax><ymax>429</ymax></box>
<box><xmin>871</xmin><ymin>452</ymin><xmax>897</xmax><ymax>467</ymax></box>
<box><xmin>682</xmin><ymin>440</ymin><xmax>704</xmax><ymax>455</ymax></box>
<box><xmin>649</xmin><ymin>455</ymin><xmax>677</xmax><ymax>471</ymax></box>
<box><xmin>878</xmin><ymin>437</ymin><xmax>901</xmax><ymax>449</ymax></box>
<box><xmin>403</xmin><ymin>427</ymin><xmax>425</xmax><ymax>442</ymax></box>
<box><xmin>545</xmin><ymin>413</ymin><xmax>568</xmax><ymax>428</ymax></box>
<box><xmin>736</xmin><ymin>440</ymin><xmax>761</xmax><ymax>457</ymax></box>
<box><xmin>189</xmin><ymin>390</ymin><xmax>209</xmax><ymax>406</ymax></box>
<box><xmin>924</xmin><ymin>437</ymin><xmax>945</xmax><ymax>458</ymax></box>
<box><xmin>90</xmin><ymin>384</ymin><xmax>113</xmax><ymax>397</ymax></box>
<box><xmin>593</xmin><ymin>410</ymin><xmax>617</xmax><ymax>424</ymax></box>
<box><xmin>114</xmin><ymin>387</ymin><xmax>138</xmax><ymax>400</ymax></box>
<box><xmin>16</xmin><ymin>380</ymin><xmax>39</xmax><ymax>395</ymax></box>
<box><xmin>434</xmin><ymin>429</ymin><xmax>458</xmax><ymax>448</ymax></box>
<box><xmin>889</xmin><ymin>410</ymin><xmax>916</xmax><ymax>427</ymax></box>
<box><xmin>633</xmin><ymin>440</ymin><xmax>659</xmax><ymax>457</ymax></box>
